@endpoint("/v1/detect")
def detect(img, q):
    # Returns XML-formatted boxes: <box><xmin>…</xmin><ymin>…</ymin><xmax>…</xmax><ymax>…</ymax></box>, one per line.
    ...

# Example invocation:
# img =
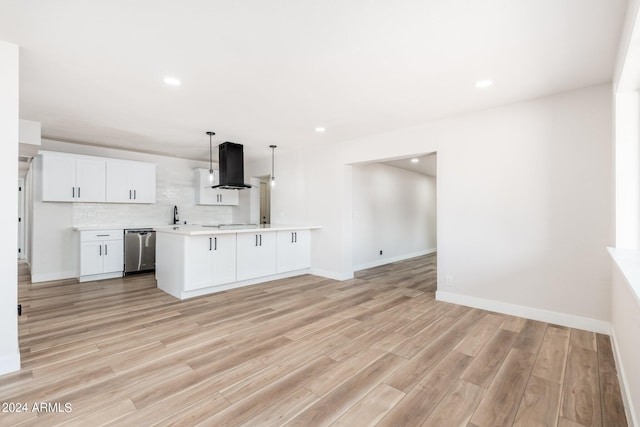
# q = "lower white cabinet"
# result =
<box><xmin>276</xmin><ymin>229</ymin><xmax>311</xmax><ymax>273</ymax></box>
<box><xmin>184</xmin><ymin>234</ymin><xmax>237</xmax><ymax>291</ymax></box>
<box><xmin>236</xmin><ymin>231</ymin><xmax>277</xmax><ymax>281</ymax></box>
<box><xmin>79</xmin><ymin>230</ymin><xmax>123</xmax><ymax>279</ymax></box>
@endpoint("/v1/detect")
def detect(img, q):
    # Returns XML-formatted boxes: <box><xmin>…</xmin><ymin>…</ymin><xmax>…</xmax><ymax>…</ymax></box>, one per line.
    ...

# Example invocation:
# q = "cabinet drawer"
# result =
<box><xmin>81</xmin><ymin>230</ymin><xmax>123</xmax><ymax>242</ymax></box>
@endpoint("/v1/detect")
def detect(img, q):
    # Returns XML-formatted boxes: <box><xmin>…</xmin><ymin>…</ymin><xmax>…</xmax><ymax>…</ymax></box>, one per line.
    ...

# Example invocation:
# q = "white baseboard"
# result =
<box><xmin>610</xmin><ymin>327</ymin><xmax>638</xmax><ymax>427</ymax></box>
<box><xmin>0</xmin><ymin>352</ymin><xmax>21</xmax><ymax>376</ymax></box>
<box><xmin>436</xmin><ymin>290</ymin><xmax>611</xmax><ymax>334</ymax></box>
<box><xmin>353</xmin><ymin>249</ymin><xmax>437</xmax><ymax>272</ymax></box>
<box><xmin>31</xmin><ymin>270</ymin><xmax>76</xmax><ymax>283</ymax></box>
<box><xmin>309</xmin><ymin>268</ymin><xmax>354</xmax><ymax>281</ymax></box>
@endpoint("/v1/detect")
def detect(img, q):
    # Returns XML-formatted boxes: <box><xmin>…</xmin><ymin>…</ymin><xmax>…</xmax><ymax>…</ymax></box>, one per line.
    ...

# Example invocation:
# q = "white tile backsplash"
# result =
<box><xmin>73</xmin><ymin>161</ymin><xmax>234</xmax><ymax>227</ymax></box>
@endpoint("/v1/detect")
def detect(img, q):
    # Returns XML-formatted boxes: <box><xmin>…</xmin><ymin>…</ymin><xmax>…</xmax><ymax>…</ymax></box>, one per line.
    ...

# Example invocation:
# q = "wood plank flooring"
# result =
<box><xmin>1</xmin><ymin>254</ymin><xmax>627</xmax><ymax>426</ymax></box>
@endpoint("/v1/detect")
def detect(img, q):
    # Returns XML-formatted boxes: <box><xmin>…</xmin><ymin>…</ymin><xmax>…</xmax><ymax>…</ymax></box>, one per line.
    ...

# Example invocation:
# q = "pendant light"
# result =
<box><xmin>207</xmin><ymin>131</ymin><xmax>215</xmax><ymax>183</ymax></box>
<box><xmin>269</xmin><ymin>145</ymin><xmax>277</xmax><ymax>187</ymax></box>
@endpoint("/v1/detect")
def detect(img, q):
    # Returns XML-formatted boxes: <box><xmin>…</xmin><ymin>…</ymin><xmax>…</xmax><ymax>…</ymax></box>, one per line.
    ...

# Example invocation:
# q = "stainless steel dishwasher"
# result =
<box><xmin>124</xmin><ymin>228</ymin><xmax>156</xmax><ymax>274</ymax></box>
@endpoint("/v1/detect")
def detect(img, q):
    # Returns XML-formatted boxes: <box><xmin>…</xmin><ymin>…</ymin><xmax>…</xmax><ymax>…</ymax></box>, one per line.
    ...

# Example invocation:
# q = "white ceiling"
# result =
<box><xmin>0</xmin><ymin>0</ymin><xmax>627</xmax><ymax>162</ymax></box>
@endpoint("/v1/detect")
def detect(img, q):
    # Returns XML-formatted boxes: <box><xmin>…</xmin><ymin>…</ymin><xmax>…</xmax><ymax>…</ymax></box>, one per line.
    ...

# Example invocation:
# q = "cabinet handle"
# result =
<box><xmin>291</xmin><ymin>232</ymin><xmax>294</xmax><ymax>243</ymax></box>
<box><xmin>105</xmin><ymin>244</ymin><xmax>108</xmax><ymax>255</ymax></box>
<box><xmin>134</xmin><ymin>190</ymin><xmax>137</xmax><ymax>199</ymax></box>
<box><xmin>99</xmin><ymin>245</ymin><xmax>102</xmax><ymax>256</ymax></box>
<box><xmin>294</xmin><ymin>232</ymin><xmax>297</xmax><ymax>243</ymax></box>
<box><xmin>214</xmin><ymin>237</ymin><xmax>217</xmax><ymax>250</ymax></box>
<box><xmin>255</xmin><ymin>235</ymin><xmax>258</xmax><ymax>246</ymax></box>
<box><xmin>96</xmin><ymin>234</ymin><xmax>110</xmax><ymax>237</ymax></box>
<box><xmin>72</xmin><ymin>187</ymin><xmax>75</xmax><ymax>198</ymax></box>
<box><xmin>78</xmin><ymin>187</ymin><xmax>81</xmax><ymax>198</ymax></box>
<box><xmin>259</xmin><ymin>234</ymin><xmax>262</xmax><ymax>246</ymax></box>
<box><xmin>129</xmin><ymin>190</ymin><xmax>132</xmax><ymax>199</ymax></box>
<box><xmin>209</xmin><ymin>237</ymin><xmax>212</xmax><ymax>251</ymax></box>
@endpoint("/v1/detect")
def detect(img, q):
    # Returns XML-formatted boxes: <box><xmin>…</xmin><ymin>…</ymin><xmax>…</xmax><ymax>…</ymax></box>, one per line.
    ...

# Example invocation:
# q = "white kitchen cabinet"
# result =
<box><xmin>41</xmin><ymin>152</ymin><xmax>106</xmax><ymax>202</ymax></box>
<box><xmin>79</xmin><ymin>230</ymin><xmax>123</xmax><ymax>281</ymax></box>
<box><xmin>236</xmin><ymin>231</ymin><xmax>277</xmax><ymax>281</ymax></box>
<box><xmin>276</xmin><ymin>229</ymin><xmax>311</xmax><ymax>273</ymax></box>
<box><xmin>194</xmin><ymin>168</ymin><xmax>240</xmax><ymax>206</ymax></box>
<box><xmin>106</xmin><ymin>159</ymin><xmax>156</xmax><ymax>203</ymax></box>
<box><xmin>184</xmin><ymin>234</ymin><xmax>237</xmax><ymax>291</ymax></box>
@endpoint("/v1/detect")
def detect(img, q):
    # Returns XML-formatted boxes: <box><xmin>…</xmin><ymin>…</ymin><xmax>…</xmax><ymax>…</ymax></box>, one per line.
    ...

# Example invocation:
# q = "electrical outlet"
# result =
<box><xmin>446</xmin><ymin>275</ymin><xmax>454</xmax><ymax>287</ymax></box>
<box><xmin>379</xmin><ymin>250</ymin><xmax>383</xmax><ymax>255</ymax></box>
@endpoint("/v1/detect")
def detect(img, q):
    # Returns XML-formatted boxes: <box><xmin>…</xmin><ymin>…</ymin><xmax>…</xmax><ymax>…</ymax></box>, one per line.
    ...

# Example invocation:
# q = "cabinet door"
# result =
<box><xmin>105</xmin><ymin>160</ymin><xmax>131</xmax><ymax>203</ymax></box>
<box><xmin>195</xmin><ymin>169</ymin><xmax>218</xmax><ymax>205</ymax></box>
<box><xmin>75</xmin><ymin>158</ymin><xmax>106</xmax><ymax>202</ymax></box>
<box><xmin>257</xmin><ymin>232</ymin><xmax>277</xmax><ymax>277</ymax></box>
<box><xmin>41</xmin><ymin>154</ymin><xmax>76</xmax><ymax>202</ymax></box>
<box><xmin>211</xmin><ymin>234</ymin><xmax>237</xmax><ymax>285</ymax></box>
<box><xmin>80</xmin><ymin>241</ymin><xmax>103</xmax><ymax>276</ymax></box>
<box><xmin>218</xmin><ymin>189</ymin><xmax>239</xmax><ymax>206</ymax></box>
<box><xmin>276</xmin><ymin>231</ymin><xmax>296</xmax><ymax>273</ymax></box>
<box><xmin>102</xmin><ymin>239</ymin><xmax>123</xmax><ymax>273</ymax></box>
<box><xmin>277</xmin><ymin>230</ymin><xmax>311</xmax><ymax>273</ymax></box>
<box><xmin>130</xmin><ymin>162</ymin><xmax>156</xmax><ymax>203</ymax></box>
<box><xmin>236</xmin><ymin>233</ymin><xmax>260</xmax><ymax>281</ymax></box>
<box><xmin>184</xmin><ymin>236</ymin><xmax>214</xmax><ymax>290</ymax></box>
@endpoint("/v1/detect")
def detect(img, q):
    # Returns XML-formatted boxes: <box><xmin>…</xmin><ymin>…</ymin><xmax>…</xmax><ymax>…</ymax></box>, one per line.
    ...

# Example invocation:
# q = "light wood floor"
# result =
<box><xmin>1</xmin><ymin>254</ymin><xmax>627</xmax><ymax>426</ymax></box>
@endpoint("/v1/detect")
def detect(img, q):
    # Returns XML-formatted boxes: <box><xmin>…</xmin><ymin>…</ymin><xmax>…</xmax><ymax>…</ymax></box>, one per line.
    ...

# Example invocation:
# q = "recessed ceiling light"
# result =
<box><xmin>314</xmin><ymin>127</ymin><xmax>326</xmax><ymax>133</ymax></box>
<box><xmin>410</xmin><ymin>158</ymin><xmax>419</xmax><ymax>163</ymax></box>
<box><xmin>475</xmin><ymin>79</ymin><xmax>493</xmax><ymax>88</ymax></box>
<box><xmin>163</xmin><ymin>77</ymin><xmax>181</xmax><ymax>86</ymax></box>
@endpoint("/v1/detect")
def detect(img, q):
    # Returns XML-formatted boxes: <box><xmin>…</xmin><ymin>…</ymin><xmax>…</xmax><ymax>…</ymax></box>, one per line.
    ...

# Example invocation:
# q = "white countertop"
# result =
<box><xmin>155</xmin><ymin>224</ymin><xmax>321</xmax><ymax>236</ymax></box>
<box><xmin>73</xmin><ymin>225</ymin><xmax>170</xmax><ymax>231</ymax></box>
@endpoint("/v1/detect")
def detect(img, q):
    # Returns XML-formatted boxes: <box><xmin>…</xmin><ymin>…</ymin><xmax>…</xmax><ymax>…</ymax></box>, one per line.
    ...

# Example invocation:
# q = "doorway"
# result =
<box><xmin>351</xmin><ymin>153</ymin><xmax>437</xmax><ymax>272</ymax></box>
<box><xmin>258</xmin><ymin>175</ymin><xmax>272</xmax><ymax>224</ymax></box>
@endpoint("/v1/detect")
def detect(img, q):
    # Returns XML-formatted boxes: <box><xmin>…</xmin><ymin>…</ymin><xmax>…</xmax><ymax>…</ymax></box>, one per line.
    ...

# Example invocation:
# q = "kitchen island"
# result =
<box><xmin>155</xmin><ymin>224</ymin><xmax>320</xmax><ymax>299</ymax></box>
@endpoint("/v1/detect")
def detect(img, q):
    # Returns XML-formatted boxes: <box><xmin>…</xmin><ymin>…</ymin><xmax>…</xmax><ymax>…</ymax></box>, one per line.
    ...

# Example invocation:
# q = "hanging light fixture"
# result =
<box><xmin>270</xmin><ymin>145</ymin><xmax>277</xmax><ymax>187</ymax></box>
<box><xmin>206</xmin><ymin>131</ymin><xmax>215</xmax><ymax>183</ymax></box>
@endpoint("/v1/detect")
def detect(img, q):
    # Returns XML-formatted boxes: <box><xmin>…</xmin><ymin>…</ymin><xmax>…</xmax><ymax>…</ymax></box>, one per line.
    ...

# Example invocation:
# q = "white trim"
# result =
<box><xmin>0</xmin><ymin>352</ymin><xmax>20</xmax><ymax>376</ymax></box>
<box><xmin>352</xmin><ymin>249</ymin><xmax>436</xmax><ymax>272</ymax></box>
<box><xmin>31</xmin><ymin>270</ymin><xmax>76</xmax><ymax>283</ymax></box>
<box><xmin>179</xmin><ymin>269</ymin><xmax>313</xmax><ymax>299</ymax></box>
<box><xmin>309</xmin><ymin>268</ymin><xmax>354</xmax><ymax>281</ymax></box>
<box><xmin>610</xmin><ymin>327</ymin><xmax>638</xmax><ymax>427</ymax></box>
<box><xmin>79</xmin><ymin>271</ymin><xmax>123</xmax><ymax>283</ymax></box>
<box><xmin>435</xmin><ymin>290</ymin><xmax>611</xmax><ymax>334</ymax></box>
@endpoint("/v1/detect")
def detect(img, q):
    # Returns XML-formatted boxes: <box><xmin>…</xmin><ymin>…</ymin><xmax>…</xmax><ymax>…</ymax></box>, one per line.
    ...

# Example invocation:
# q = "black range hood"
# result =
<box><xmin>212</xmin><ymin>142</ymin><xmax>252</xmax><ymax>190</ymax></box>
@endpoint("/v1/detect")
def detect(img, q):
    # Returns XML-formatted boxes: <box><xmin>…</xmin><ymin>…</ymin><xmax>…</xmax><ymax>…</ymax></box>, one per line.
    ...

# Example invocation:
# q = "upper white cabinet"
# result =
<box><xmin>276</xmin><ymin>229</ymin><xmax>311</xmax><ymax>273</ymax></box>
<box><xmin>194</xmin><ymin>168</ymin><xmax>239</xmax><ymax>206</ymax></box>
<box><xmin>106</xmin><ymin>159</ymin><xmax>156</xmax><ymax>203</ymax></box>
<box><xmin>41</xmin><ymin>152</ymin><xmax>106</xmax><ymax>202</ymax></box>
<box><xmin>39</xmin><ymin>151</ymin><xmax>156</xmax><ymax>204</ymax></box>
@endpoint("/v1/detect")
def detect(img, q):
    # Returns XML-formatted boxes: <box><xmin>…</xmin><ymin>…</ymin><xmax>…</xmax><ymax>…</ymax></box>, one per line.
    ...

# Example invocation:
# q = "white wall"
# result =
<box><xmin>249</xmin><ymin>84</ymin><xmax>613</xmax><ymax>329</ymax></box>
<box><xmin>610</xmin><ymin>252</ymin><xmax>640</xmax><ymax>426</ymax></box>
<box><xmin>30</xmin><ymin>139</ymin><xmax>238</xmax><ymax>282</ymax></box>
<box><xmin>352</xmin><ymin>163</ymin><xmax>436</xmax><ymax>270</ymax></box>
<box><xmin>0</xmin><ymin>40</ymin><xmax>20</xmax><ymax>375</ymax></box>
